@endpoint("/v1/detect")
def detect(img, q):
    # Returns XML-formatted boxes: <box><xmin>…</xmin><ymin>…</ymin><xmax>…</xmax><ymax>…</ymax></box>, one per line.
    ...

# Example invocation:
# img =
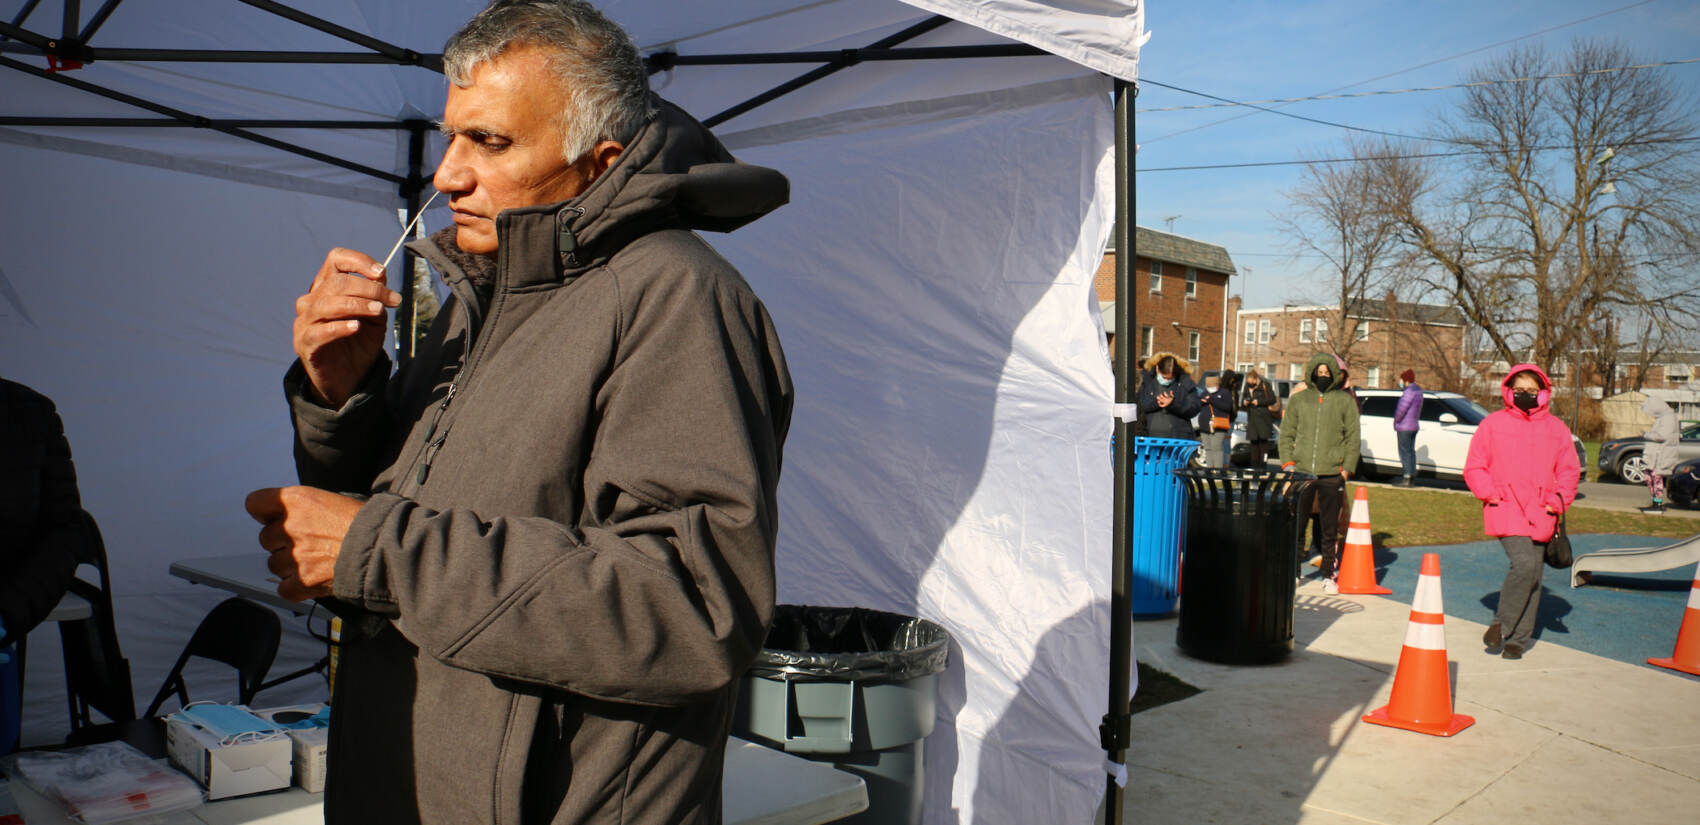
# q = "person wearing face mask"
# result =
<box><xmin>1239</xmin><ymin>368</ymin><xmax>1278</xmax><ymax>468</ymax></box>
<box><xmin>1464</xmin><ymin>365</ymin><xmax>1579</xmax><ymax>659</ymax></box>
<box><xmin>1136</xmin><ymin>352</ymin><xmax>1202</xmax><ymax>440</ymax></box>
<box><xmin>1278</xmin><ymin>353</ymin><xmax>1361</xmax><ymax>593</ymax></box>
<box><xmin>1199</xmin><ymin>372</ymin><xmax>1237</xmax><ymax>467</ymax></box>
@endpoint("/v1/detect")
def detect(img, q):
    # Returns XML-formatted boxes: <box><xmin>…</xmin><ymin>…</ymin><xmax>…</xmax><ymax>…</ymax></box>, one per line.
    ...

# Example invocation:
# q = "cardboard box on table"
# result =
<box><xmin>165</xmin><ymin>711</ymin><xmax>292</xmax><ymax>800</ymax></box>
<box><xmin>252</xmin><ymin>704</ymin><xmax>330</xmax><ymax>794</ymax></box>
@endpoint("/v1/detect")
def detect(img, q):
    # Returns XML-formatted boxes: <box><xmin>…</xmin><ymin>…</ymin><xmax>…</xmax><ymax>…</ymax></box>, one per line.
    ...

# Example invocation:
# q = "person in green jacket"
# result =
<box><xmin>1279</xmin><ymin>353</ymin><xmax>1362</xmax><ymax>593</ymax></box>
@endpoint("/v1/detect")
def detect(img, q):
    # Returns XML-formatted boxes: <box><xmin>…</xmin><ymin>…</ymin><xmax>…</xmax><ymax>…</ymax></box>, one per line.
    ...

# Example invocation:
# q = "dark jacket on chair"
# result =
<box><xmin>0</xmin><ymin>378</ymin><xmax>87</xmax><ymax>648</ymax></box>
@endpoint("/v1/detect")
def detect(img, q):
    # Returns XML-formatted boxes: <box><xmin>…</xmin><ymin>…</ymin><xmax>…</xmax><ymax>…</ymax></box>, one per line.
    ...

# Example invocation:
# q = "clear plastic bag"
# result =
<box><xmin>8</xmin><ymin>741</ymin><xmax>202</xmax><ymax>824</ymax></box>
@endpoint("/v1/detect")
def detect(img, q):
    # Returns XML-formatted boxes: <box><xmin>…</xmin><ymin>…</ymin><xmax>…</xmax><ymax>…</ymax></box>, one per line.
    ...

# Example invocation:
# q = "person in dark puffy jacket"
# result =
<box><xmin>1239</xmin><ymin>368</ymin><xmax>1278</xmax><ymax>467</ymax></box>
<box><xmin>1</xmin><ymin>377</ymin><xmax>86</xmax><ymax>654</ymax></box>
<box><xmin>1136</xmin><ymin>352</ymin><xmax>1201</xmax><ymax>440</ymax></box>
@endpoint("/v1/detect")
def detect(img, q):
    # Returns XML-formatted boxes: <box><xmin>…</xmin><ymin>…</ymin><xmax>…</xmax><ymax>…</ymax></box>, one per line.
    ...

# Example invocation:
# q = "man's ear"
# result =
<box><xmin>586</xmin><ymin>140</ymin><xmax>625</xmax><ymax>181</ymax></box>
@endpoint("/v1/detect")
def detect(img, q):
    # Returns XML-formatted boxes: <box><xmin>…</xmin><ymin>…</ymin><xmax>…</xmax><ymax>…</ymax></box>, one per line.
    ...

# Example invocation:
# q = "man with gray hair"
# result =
<box><xmin>245</xmin><ymin>2</ymin><xmax>793</xmax><ymax>822</ymax></box>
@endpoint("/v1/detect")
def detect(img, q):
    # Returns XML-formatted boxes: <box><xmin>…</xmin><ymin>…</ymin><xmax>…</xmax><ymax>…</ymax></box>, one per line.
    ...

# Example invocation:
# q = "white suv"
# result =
<box><xmin>1354</xmin><ymin>390</ymin><xmax>1586</xmax><ymax>483</ymax></box>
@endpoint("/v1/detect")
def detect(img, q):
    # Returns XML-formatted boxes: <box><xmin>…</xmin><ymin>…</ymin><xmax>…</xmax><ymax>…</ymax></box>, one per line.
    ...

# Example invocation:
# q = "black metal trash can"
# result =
<box><xmin>732</xmin><ymin>605</ymin><xmax>950</xmax><ymax>825</ymax></box>
<box><xmin>1173</xmin><ymin>468</ymin><xmax>1315</xmax><ymax>664</ymax></box>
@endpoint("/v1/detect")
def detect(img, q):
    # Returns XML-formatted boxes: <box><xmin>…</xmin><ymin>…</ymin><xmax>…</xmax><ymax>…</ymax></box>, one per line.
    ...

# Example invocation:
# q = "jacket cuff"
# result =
<box><xmin>332</xmin><ymin>492</ymin><xmax>406</xmax><ymax>610</ymax></box>
<box><xmin>285</xmin><ymin>357</ymin><xmax>390</xmax><ymax>435</ymax></box>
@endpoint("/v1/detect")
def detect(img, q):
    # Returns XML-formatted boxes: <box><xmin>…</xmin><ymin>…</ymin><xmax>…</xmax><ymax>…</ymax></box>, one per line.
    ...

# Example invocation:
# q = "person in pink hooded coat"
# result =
<box><xmin>1464</xmin><ymin>364</ymin><xmax>1580</xmax><ymax>659</ymax></box>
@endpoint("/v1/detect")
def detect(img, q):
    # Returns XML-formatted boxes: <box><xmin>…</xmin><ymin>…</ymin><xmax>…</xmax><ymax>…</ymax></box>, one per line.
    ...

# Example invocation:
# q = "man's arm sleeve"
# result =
<box><xmin>331</xmin><ymin>272</ymin><xmax>790</xmax><ymax>707</ymax></box>
<box><xmin>0</xmin><ymin>401</ymin><xmax>83</xmax><ymax>645</ymax></box>
<box><xmin>287</xmin><ymin>356</ymin><xmax>394</xmax><ymax>493</ymax></box>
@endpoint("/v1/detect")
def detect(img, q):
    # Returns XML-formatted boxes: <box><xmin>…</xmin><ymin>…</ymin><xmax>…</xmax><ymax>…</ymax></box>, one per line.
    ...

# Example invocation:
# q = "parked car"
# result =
<box><xmin>1227</xmin><ymin>410</ymin><xmax>1277</xmax><ymax>468</ymax></box>
<box><xmin>1353</xmin><ymin>389</ymin><xmax>1587</xmax><ymax>484</ymax></box>
<box><xmin>1597</xmin><ymin>420</ymin><xmax>1700</xmax><ymax>484</ymax></box>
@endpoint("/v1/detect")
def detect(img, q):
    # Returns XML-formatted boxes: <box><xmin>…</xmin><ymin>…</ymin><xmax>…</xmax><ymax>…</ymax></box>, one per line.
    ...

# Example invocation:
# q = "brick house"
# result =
<box><xmin>1233</xmin><ymin>298</ymin><xmax>1466</xmax><ymax>391</ymax></box>
<box><xmin>1094</xmin><ymin>226</ymin><xmax>1236</xmax><ymax>373</ymax></box>
<box><xmin>1469</xmin><ymin>349</ymin><xmax>1700</xmax><ymax>397</ymax></box>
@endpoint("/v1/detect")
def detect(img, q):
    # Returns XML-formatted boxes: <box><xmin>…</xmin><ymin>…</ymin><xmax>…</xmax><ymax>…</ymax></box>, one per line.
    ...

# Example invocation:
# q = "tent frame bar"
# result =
<box><xmin>0</xmin><ymin>42</ymin><xmax>1043</xmax><ymax>66</ymax></box>
<box><xmin>702</xmin><ymin>14</ymin><xmax>951</xmax><ymax>127</ymax></box>
<box><xmin>79</xmin><ymin>0</ymin><xmax>123</xmax><ymax>44</ymax></box>
<box><xmin>1104</xmin><ymin>78</ymin><xmax>1136</xmax><ymax>825</ymax></box>
<box><xmin>0</xmin><ymin>117</ymin><xmax>411</xmax><ymax>128</ymax></box>
<box><xmin>237</xmin><ymin>0</ymin><xmax>438</xmax><ymax>70</ymax></box>
<box><xmin>0</xmin><ymin>54</ymin><xmax>407</xmax><ymax>185</ymax></box>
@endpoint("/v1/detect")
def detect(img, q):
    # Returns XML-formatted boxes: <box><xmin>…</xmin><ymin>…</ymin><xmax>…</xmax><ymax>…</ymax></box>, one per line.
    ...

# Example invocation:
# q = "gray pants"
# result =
<box><xmin>1496</xmin><ymin>535</ymin><xmax>1547</xmax><ymax>649</ymax></box>
<box><xmin>1201</xmin><ymin>432</ymin><xmax>1229</xmax><ymax>468</ymax></box>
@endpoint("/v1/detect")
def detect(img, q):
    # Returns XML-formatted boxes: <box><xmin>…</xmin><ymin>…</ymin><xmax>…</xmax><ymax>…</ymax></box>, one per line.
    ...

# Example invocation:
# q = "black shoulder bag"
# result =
<box><xmin>1544</xmin><ymin>513</ymin><xmax>1573</xmax><ymax>569</ymax></box>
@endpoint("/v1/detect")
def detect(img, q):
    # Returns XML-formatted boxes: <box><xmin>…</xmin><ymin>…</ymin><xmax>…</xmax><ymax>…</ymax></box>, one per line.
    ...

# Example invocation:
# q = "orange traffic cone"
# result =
<box><xmin>1647</xmin><ymin>574</ymin><xmax>1700</xmax><ymax>676</ymax></box>
<box><xmin>1337</xmin><ymin>486</ymin><xmax>1390</xmax><ymax>595</ymax></box>
<box><xmin>1364</xmin><ymin>553</ymin><xmax>1475</xmax><ymax>736</ymax></box>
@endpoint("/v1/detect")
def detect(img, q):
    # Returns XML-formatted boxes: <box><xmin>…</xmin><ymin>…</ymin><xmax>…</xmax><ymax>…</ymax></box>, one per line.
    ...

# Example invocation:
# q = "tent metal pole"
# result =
<box><xmin>652</xmin><ymin>43</ymin><xmax>1043</xmax><ymax>69</ymax></box>
<box><xmin>6</xmin><ymin>0</ymin><xmax>43</xmax><ymax>34</ymax></box>
<box><xmin>78</xmin><ymin>0</ymin><xmax>124</xmax><ymax>43</ymax></box>
<box><xmin>236</xmin><ymin>0</ymin><xmax>439</xmax><ymax>71</ymax></box>
<box><xmin>1103</xmin><ymin>77</ymin><xmax>1136</xmax><ymax>825</ymax></box>
<box><xmin>398</xmin><ymin>122</ymin><xmax>428</xmax><ymax>371</ymax></box>
<box><xmin>702</xmin><ymin>14</ymin><xmax>952</xmax><ymax>128</ymax></box>
<box><xmin>0</xmin><ymin>20</ymin><xmax>51</xmax><ymax>50</ymax></box>
<box><xmin>0</xmin><ymin>116</ymin><xmax>408</xmax><ymax>128</ymax></box>
<box><xmin>0</xmin><ymin>55</ymin><xmax>405</xmax><ymax>185</ymax></box>
<box><xmin>61</xmin><ymin>0</ymin><xmax>77</xmax><ymax>42</ymax></box>
<box><xmin>0</xmin><ymin>47</ymin><xmax>444</xmax><ymax>64</ymax></box>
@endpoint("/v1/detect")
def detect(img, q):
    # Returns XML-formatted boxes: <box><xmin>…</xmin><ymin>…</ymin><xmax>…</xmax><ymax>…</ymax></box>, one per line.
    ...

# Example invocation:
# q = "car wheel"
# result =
<box><xmin>1617</xmin><ymin>452</ymin><xmax>1650</xmax><ymax>485</ymax></box>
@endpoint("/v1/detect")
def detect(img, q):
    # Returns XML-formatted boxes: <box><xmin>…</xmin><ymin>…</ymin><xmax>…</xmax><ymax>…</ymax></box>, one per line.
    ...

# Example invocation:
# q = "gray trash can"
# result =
<box><xmin>733</xmin><ymin>605</ymin><xmax>950</xmax><ymax>825</ymax></box>
<box><xmin>1173</xmin><ymin>467</ymin><xmax>1314</xmax><ymax>663</ymax></box>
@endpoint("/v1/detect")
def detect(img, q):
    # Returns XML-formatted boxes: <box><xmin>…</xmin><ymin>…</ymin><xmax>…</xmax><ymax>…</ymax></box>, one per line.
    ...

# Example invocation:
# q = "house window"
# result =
<box><xmin>1149</xmin><ymin>261</ymin><xmax>1163</xmax><ymax>292</ymax></box>
<box><xmin>1299</xmin><ymin>319</ymin><xmax>1313</xmax><ymax>343</ymax></box>
<box><xmin>1185</xmin><ymin>267</ymin><xmax>1198</xmax><ymax>298</ymax></box>
<box><xmin>1258</xmin><ymin>320</ymin><xmax>1272</xmax><ymax>344</ymax></box>
<box><xmin>1669</xmin><ymin>364</ymin><xmax>1691</xmax><ymax>382</ymax></box>
<box><xmin>1188</xmin><ymin>332</ymin><xmax>1200</xmax><ymax>362</ymax></box>
<box><xmin>1356</xmin><ymin>321</ymin><xmax>1369</xmax><ymax>342</ymax></box>
<box><xmin>1238</xmin><ymin>363</ymin><xmax>1253</xmax><ymax>373</ymax></box>
<box><xmin>1289</xmin><ymin>363</ymin><xmax>1302</xmax><ymax>380</ymax></box>
<box><xmin>1244</xmin><ymin>319</ymin><xmax>1255</xmax><ymax>344</ymax></box>
<box><xmin>1141</xmin><ymin>325</ymin><xmax>1154</xmax><ymax>358</ymax></box>
<box><xmin>1316</xmin><ymin>318</ymin><xmax>1329</xmax><ymax>342</ymax></box>
<box><xmin>1366</xmin><ymin>366</ymin><xmax>1381</xmax><ymax>388</ymax></box>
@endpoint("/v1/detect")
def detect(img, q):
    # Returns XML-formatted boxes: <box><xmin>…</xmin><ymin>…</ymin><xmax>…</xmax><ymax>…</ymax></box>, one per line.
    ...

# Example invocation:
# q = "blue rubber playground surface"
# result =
<box><xmin>1369</xmin><ymin>534</ymin><xmax>1699</xmax><ymax>674</ymax></box>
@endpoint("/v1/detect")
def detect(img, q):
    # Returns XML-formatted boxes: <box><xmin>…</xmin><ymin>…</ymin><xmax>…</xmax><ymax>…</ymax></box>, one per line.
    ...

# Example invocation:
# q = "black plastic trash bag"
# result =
<box><xmin>749</xmin><ymin>605</ymin><xmax>950</xmax><ymax>682</ymax></box>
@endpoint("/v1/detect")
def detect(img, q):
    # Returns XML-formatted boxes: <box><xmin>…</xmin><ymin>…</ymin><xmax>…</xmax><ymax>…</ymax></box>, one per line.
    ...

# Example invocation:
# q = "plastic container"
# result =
<box><xmin>732</xmin><ymin>605</ymin><xmax>950</xmax><ymax>825</ymax></box>
<box><xmin>1129</xmin><ymin>436</ymin><xmax>1202</xmax><ymax>615</ymax></box>
<box><xmin>1173</xmin><ymin>467</ymin><xmax>1315</xmax><ymax>663</ymax></box>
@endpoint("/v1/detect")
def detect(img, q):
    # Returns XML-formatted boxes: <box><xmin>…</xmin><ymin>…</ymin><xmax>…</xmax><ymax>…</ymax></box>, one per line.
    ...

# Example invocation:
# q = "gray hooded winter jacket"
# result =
<box><xmin>1643</xmin><ymin>397</ymin><xmax>1679</xmax><ymax>476</ymax></box>
<box><xmin>286</xmin><ymin>98</ymin><xmax>793</xmax><ymax>825</ymax></box>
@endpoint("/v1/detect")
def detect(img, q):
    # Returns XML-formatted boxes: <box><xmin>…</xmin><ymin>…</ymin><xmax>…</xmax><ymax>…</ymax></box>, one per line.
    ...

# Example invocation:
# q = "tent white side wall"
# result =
<box><xmin>1</xmin><ymin>2</ymin><xmax>1138</xmax><ymax>822</ymax></box>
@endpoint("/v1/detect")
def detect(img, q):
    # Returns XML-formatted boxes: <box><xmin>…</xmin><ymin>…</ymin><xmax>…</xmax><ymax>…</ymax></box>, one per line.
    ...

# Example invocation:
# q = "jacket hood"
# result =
<box><xmin>414</xmin><ymin>95</ymin><xmax>790</xmax><ymax>290</ymax></box>
<box><xmin>1500</xmin><ymin>363</ymin><xmax>1554</xmax><ymax>417</ymax></box>
<box><xmin>1643</xmin><ymin>397</ymin><xmax>1674</xmax><ymax>417</ymax></box>
<box><xmin>1143</xmin><ymin>351</ymin><xmax>1192</xmax><ymax>375</ymax></box>
<box><xmin>1304</xmin><ymin>352</ymin><xmax>1344</xmax><ymax>390</ymax></box>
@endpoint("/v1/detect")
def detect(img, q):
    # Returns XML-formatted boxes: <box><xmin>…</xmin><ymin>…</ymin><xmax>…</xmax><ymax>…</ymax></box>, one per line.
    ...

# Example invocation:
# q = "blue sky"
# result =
<box><xmin>1133</xmin><ymin>0</ymin><xmax>1700</xmax><ymax>310</ymax></box>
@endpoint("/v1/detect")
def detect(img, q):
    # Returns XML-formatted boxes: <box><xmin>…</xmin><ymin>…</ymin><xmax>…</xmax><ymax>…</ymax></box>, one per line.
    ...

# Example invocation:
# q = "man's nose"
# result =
<box><xmin>433</xmin><ymin>139</ymin><xmax>473</xmax><ymax>194</ymax></box>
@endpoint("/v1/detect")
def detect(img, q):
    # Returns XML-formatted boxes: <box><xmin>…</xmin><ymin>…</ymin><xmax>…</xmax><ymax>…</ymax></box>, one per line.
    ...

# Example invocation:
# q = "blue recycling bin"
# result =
<box><xmin>1129</xmin><ymin>437</ymin><xmax>1200</xmax><ymax>615</ymax></box>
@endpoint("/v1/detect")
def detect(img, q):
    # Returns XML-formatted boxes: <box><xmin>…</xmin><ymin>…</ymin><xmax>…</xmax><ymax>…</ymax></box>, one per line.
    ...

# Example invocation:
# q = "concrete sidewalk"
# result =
<box><xmin>1118</xmin><ymin>577</ymin><xmax>1700</xmax><ymax>825</ymax></box>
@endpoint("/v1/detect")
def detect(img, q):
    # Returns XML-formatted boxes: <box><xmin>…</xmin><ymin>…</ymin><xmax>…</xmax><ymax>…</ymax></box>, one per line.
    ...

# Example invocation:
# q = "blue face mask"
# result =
<box><xmin>1156</xmin><ymin>375</ymin><xmax>1174</xmax><ymax>387</ymax></box>
<box><xmin>178</xmin><ymin>704</ymin><xmax>282</xmax><ymax>743</ymax></box>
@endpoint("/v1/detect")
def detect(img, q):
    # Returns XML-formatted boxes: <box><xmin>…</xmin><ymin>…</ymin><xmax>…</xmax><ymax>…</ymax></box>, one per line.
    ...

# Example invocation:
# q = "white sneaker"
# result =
<box><xmin>1322</xmin><ymin>579</ymin><xmax>1339</xmax><ymax>595</ymax></box>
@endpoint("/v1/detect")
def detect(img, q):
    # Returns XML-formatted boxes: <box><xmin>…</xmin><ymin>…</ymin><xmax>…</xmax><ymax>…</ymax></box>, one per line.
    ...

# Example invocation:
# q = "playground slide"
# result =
<box><xmin>1570</xmin><ymin>532</ymin><xmax>1700</xmax><ymax>588</ymax></box>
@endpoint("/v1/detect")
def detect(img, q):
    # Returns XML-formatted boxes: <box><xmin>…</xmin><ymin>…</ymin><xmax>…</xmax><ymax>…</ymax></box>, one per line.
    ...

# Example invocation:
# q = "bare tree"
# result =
<box><xmin>1279</xmin><ymin>138</ymin><xmax>1402</xmax><ymax>364</ymax></box>
<box><xmin>1364</xmin><ymin>40</ymin><xmax>1700</xmax><ymax>369</ymax></box>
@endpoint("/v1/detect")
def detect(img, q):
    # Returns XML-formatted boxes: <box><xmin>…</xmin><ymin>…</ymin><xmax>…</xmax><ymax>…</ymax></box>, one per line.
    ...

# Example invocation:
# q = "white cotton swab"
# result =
<box><xmin>381</xmin><ymin>189</ymin><xmax>442</xmax><ymax>271</ymax></box>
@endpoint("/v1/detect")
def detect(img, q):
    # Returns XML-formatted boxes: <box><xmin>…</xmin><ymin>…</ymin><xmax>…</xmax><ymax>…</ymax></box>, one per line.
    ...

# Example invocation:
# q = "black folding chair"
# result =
<box><xmin>59</xmin><ymin>511</ymin><xmax>137</xmax><ymax>737</ymax></box>
<box><xmin>144</xmin><ymin>597</ymin><xmax>282</xmax><ymax>717</ymax></box>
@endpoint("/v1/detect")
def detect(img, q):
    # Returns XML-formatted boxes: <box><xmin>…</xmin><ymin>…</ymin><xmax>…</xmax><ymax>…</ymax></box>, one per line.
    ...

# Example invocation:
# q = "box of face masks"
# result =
<box><xmin>253</xmin><ymin>704</ymin><xmax>331</xmax><ymax>793</ymax></box>
<box><xmin>165</xmin><ymin>704</ymin><xmax>292</xmax><ymax>800</ymax></box>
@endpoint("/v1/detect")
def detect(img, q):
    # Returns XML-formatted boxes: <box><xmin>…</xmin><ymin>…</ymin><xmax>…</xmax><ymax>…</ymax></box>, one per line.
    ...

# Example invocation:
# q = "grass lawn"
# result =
<box><xmin>1356</xmin><ymin>484</ymin><xmax>1695</xmax><ymax>547</ymax></box>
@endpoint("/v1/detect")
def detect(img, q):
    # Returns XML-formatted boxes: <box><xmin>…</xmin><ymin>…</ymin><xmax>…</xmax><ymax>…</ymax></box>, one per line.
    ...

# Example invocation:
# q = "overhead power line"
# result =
<box><xmin>1136</xmin><ymin>135</ymin><xmax>1700</xmax><ymax>173</ymax></box>
<box><xmin>1137</xmin><ymin>78</ymin><xmax>1431</xmax><ymax>142</ymax></box>
<box><xmin>1138</xmin><ymin>56</ymin><xmax>1700</xmax><ymax>113</ymax></box>
<box><xmin>1141</xmin><ymin>0</ymin><xmax>1658</xmax><ymax>144</ymax></box>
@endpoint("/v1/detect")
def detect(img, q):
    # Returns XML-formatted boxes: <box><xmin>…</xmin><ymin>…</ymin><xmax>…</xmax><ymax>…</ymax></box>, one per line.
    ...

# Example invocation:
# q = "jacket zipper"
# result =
<box><xmin>401</xmin><ymin>238</ymin><xmax>507</xmax><ymax>492</ymax></box>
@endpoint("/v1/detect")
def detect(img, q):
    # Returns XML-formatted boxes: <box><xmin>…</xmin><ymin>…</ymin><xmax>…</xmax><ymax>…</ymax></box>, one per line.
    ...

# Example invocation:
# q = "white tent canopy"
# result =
<box><xmin>1</xmin><ymin>2</ymin><xmax>1139</xmax><ymax>823</ymax></box>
